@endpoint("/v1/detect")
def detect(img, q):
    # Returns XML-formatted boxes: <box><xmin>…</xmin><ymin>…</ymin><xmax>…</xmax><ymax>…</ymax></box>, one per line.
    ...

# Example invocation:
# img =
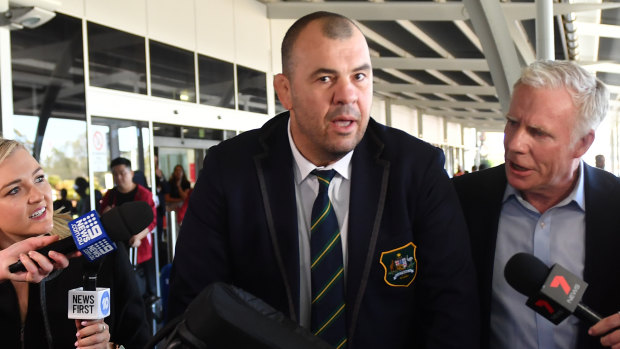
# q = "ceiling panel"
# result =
<box><xmin>262</xmin><ymin>0</ymin><xmax>620</xmax><ymax>131</ymax></box>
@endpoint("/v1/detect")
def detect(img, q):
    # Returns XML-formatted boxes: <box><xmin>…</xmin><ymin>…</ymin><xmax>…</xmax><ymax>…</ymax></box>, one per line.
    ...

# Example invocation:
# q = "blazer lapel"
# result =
<box><xmin>253</xmin><ymin>113</ymin><xmax>301</xmax><ymax>321</ymax></box>
<box><xmin>346</xmin><ymin>121</ymin><xmax>390</xmax><ymax>343</ymax></box>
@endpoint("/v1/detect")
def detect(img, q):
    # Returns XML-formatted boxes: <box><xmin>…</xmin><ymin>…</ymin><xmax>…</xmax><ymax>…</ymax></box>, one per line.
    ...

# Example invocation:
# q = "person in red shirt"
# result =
<box><xmin>99</xmin><ymin>157</ymin><xmax>157</xmax><ymax>298</ymax></box>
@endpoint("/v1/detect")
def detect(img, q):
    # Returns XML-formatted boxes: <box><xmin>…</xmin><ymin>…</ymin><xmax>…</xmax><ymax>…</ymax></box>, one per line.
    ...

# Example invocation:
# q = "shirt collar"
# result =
<box><xmin>288</xmin><ymin>119</ymin><xmax>353</xmax><ymax>184</ymax></box>
<box><xmin>503</xmin><ymin>160</ymin><xmax>586</xmax><ymax>212</ymax></box>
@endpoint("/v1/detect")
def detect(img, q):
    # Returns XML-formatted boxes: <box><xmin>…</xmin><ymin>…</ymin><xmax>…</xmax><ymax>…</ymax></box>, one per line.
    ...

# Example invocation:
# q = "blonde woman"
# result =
<box><xmin>0</xmin><ymin>139</ymin><xmax>150</xmax><ymax>349</ymax></box>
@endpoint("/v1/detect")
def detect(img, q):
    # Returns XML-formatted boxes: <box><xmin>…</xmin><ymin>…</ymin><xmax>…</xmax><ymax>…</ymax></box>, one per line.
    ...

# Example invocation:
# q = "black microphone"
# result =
<box><xmin>504</xmin><ymin>252</ymin><xmax>602</xmax><ymax>326</ymax></box>
<box><xmin>8</xmin><ymin>201</ymin><xmax>153</xmax><ymax>273</ymax></box>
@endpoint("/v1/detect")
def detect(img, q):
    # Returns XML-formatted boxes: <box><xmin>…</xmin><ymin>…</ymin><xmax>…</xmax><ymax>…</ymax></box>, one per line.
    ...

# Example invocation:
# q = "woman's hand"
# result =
<box><xmin>75</xmin><ymin>319</ymin><xmax>110</xmax><ymax>349</ymax></box>
<box><xmin>0</xmin><ymin>235</ymin><xmax>75</xmax><ymax>283</ymax></box>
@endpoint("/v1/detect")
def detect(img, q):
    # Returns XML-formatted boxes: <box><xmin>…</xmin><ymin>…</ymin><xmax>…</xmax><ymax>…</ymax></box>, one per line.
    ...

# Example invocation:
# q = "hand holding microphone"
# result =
<box><xmin>0</xmin><ymin>235</ymin><xmax>73</xmax><ymax>283</ymax></box>
<box><xmin>74</xmin><ymin>319</ymin><xmax>110</xmax><ymax>348</ymax></box>
<box><xmin>64</xmin><ymin>201</ymin><xmax>153</xmax><ymax>349</ymax></box>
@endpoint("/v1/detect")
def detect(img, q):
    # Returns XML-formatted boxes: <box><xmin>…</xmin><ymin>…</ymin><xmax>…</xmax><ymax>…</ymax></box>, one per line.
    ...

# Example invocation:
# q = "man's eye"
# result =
<box><xmin>354</xmin><ymin>73</ymin><xmax>366</xmax><ymax>81</ymax></box>
<box><xmin>318</xmin><ymin>76</ymin><xmax>331</xmax><ymax>83</ymax></box>
<box><xmin>35</xmin><ymin>175</ymin><xmax>45</xmax><ymax>183</ymax></box>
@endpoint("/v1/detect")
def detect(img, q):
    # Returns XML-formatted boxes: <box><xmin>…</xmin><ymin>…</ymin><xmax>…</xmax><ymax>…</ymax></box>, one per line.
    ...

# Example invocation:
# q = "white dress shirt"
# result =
<box><xmin>287</xmin><ymin>120</ymin><xmax>352</xmax><ymax>328</ymax></box>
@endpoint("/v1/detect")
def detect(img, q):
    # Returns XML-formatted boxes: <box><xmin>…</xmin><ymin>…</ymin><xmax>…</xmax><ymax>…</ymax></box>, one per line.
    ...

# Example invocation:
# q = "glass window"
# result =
<box><xmin>198</xmin><ymin>54</ymin><xmax>235</xmax><ymax>109</ymax></box>
<box><xmin>153</xmin><ymin>122</ymin><xmax>228</xmax><ymax>141</ymax></box>
<box><xmin>11</xmin><ymin>13</ymin><xmax>87</xmax><ymax>202</ymax></box>
<box><xmin>153</xmin><ymin>123</ymin><xmax>232</xmax><ymax>186</ymax></box>
<box><xmin>275</xmin><ymin>91</ymin><xmax>287</xmax><ymax>115</ymax></box>
<box><xmin>237</xmin><ymin>65</ymin><xmax>267</xmax><ymax>114</ymax></box>
<box><xmin>87</xmin><ymin>22</ymin><xmax>147</xmax><ymax>94</ymax></box>
<box><xmin>13</xmin><ymin>115</ymin><xmax>88</xmax><ymax>205</ymax></box>
<box><xmin>91</xmin><ymin>116</ymin><xmax>151</xmax><ymax>191</ymax></box>
<box><xmin>149</xmin><ymin>40</ymin><xmax>196</xmax><ymax>102</ymax></box>
<box><xmin>11</xmin><ymin>12</ymin><xmax>86</xmax><ymax>131</ymax></box>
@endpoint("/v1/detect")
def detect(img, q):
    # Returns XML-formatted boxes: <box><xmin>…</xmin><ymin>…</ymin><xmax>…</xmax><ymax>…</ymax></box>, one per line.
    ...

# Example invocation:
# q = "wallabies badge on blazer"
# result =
<box><xmin>380</xmin><ymin>242</ymin><xmax>418</xmax><ymax>287</ymax></box>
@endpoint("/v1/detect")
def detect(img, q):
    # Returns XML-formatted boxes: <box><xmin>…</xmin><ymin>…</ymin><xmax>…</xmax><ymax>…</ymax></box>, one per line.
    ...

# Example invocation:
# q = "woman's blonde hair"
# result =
<box><xmin>0</xmin><ymin>138</ymin><xmax>25</xmax><ymax>165</ymax></box>
<box><xmin>0</xmin><ymin>138</ymin><xmax>71</xmax><ymax>238</ymax></box>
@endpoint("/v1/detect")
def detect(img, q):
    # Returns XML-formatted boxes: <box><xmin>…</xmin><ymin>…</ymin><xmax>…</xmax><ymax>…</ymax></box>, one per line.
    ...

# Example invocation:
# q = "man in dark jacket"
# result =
<box><xmin>453</xmin><ymin>60</ymin><xmax>620</xmax><ymax>349</ymax></box>
<box><xmin>168</xmin><ymin>11</ymin><xmax>479</xmax><ymax>349</ymax></box>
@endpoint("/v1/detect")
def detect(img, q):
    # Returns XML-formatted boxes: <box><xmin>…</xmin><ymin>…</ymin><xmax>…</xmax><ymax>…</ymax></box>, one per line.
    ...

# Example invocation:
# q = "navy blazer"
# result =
<box><xmin>453</xmin><ymin>164</ymin><xmax>620</xmax><ymax>349</ymax></box>
<box><xmin>168</xmin><ymin>112</ymin><xmax>479</xmax><ymax>348</ymax></box>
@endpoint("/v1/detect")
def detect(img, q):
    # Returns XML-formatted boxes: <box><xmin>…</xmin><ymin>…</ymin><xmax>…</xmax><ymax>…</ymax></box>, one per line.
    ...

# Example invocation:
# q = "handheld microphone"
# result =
<box><xmin>8</xmin><ymin>201</ymin><xmax>154</xmax><ymax>273</ymax></box>
<box><xmin>504</xmin><ymin>252</ymin><xmax>602</xmax><ymax>326</ymax></box>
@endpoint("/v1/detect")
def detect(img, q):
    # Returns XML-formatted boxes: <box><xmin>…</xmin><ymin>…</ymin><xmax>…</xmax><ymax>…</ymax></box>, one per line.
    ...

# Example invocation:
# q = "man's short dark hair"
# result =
<box><xmin>110</xmin><ymin>157</ymin><xmax>131</xmax><ymax>170</ymax></box>
<box><xmin>281</xmin><ymin>11</ymin><xmax>358</xmax><ymax>76</ymax></box>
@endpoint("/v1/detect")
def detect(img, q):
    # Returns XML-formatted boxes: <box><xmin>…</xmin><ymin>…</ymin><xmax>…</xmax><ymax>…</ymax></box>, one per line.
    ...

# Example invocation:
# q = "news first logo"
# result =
<box><xmin>68</xmin><ymin>288</ymin><xmax>111</xmax><ymax>320</ymax></box>
<box><xmin>69</xmin><ymin>211</ymin><xmax>117</xmax><ymax>261</ymax></box>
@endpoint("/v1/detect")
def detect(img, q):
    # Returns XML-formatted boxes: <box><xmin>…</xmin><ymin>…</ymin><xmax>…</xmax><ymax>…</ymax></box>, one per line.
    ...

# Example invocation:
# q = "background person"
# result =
<box><xmin>0</xmin><ymin>139</ymin><xmax>150</xmax><ymax>348</ymax></box>
<box><xmin>164</xmin><ymin>164</ymin><xmax>190</xmax><ymax>208</ymax></box>
<box><xmin>99</xmin><ymin>157</ymin><xmax>158</xmax><ymax>300</ymax></box>
<box><xmin>595</xmin><ymin>154</ymin><xmax>605</xmax><ymax>170</ymax></box>
<box><xmin>74</xmin><ymin>176</ymin><xmax>102</xmax><ymax>216</ymax></box>
<box><xmin>52</xmin><ymin>188</ymin><xmax>74</xmax><ymax>215</ymax></box>
<box><xmin>168</xmin><ymin>11</ymin><xmax>478</xmax><ymax>349</ymax></box>
<box><xmin>453</xmin><ymin>60</ymin><xmax>620</xmax><ymax>349</ymax></box>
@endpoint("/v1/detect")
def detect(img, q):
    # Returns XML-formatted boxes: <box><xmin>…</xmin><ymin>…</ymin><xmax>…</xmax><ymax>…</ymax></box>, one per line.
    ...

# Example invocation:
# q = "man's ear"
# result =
<box><xmin>573</xmin><ymin>129</ymin><xmax>595</xmax><ymax>158</ymax></box>
<box><xmin>274</xmin><ymin>73</ymin><xmax>292</xmax><ymax>110</ymax></box>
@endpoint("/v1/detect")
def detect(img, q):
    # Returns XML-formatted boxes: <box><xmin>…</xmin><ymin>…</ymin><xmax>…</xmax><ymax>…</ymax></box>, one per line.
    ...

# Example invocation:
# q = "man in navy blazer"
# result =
<box><xmin>453</xmin><ymin>61</ymin><xmax>620</xmax><ymax>349</ymax></box>
<box><xmin>168</xmin><ymin>11</ymin><xmax>478</xmax><ymax>349</ymax></box>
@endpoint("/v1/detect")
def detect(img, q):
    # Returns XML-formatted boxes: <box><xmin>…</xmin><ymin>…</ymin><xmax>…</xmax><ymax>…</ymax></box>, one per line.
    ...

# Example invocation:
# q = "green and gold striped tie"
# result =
<box><xmin>310</xmin><ymin>169</ymin><xmax>347</xmax><ymax>349</ymax></box>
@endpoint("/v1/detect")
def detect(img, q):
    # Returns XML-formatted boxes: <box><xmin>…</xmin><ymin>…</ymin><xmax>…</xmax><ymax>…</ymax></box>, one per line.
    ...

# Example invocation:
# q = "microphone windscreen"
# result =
<box><xmin>100</xmin><ymin>201</ymin><xmax>153</xmax><ymax>241</ymax></box>
<box><xmin>183</xmin><ymin>282</ymin><xmax>332</xmax><ymax>349</ymax></box>
<box><xmin>504</xmin><ymin>252</ymin><xmax>550</xmax><ymax>297</ymax></box>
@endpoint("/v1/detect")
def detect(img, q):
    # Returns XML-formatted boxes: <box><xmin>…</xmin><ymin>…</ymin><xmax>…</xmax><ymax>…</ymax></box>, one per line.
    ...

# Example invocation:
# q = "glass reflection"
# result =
<box><xmin>11</xmin><ymin>13</ymin><xmax>87</xmax><ymax>204</ymax></box>
<box><xmin>13</xmin><ymin>115</ymin><xmax>88</xmax><ymax>208</ymax></box>
<box><xmin>11</xmin><ymin>13</ymin><xmax>86</xmax><ymax>160</ymax></box>
<box><xmin>91</xmin><ymin>116</ymin><xmax>151</xmax><ymax>191</ymax></box>
<box><xmin>149</xmin><ymin>40</ymin><xmax>196</xmax><ymax>102</ymax></box>
<box><xmin>88</xmin><ymin>22</ymin><xmax>147</xmax><ymax>94</ymax></box>
<box><xmin>275</xmin><ymin>91</ymin><xmax>287</xmax><ymax>115</ymax></box>
<box><xmin>198</xmin><ymin>54</ymin><xmax>235</xmax><ymax>109</ymax></box>
<box><xmin>237</xmin><ymin>65</ymin><xmax>267</xmax><ymax>114</ymax></box>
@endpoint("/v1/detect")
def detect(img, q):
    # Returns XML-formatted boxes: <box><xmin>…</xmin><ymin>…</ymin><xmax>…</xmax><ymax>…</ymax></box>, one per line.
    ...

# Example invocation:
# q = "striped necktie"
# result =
<box><xmin>310</xmin><ymin>169</ymin><xmax>347</xmax><ymax>349</ymax></box>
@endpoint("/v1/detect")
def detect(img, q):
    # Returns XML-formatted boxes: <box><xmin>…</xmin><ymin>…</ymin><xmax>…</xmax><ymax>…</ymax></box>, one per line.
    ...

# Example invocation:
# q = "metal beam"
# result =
<box><xmin>266</xmin><ymin>2</ymin><xmax>468</xmax><ymax>21</ymax></box>
<box><xmin>464</xmin><ymin>0</ymin><xmax>521</xmax><ymax>114</ymax></box>
<box><xmin>508</xmin><ymin>2</ymin><xmax>620</xmax><ymax>21</ymax></box>
<box><xmin>374</xmin><ymin>83</ymin><xmax>497</xmax><ymax>95</ymax></box>
<box><xmin>422</xmin><ymin>110</ymin><xmax>502</xmax><ymax>119</ymax></box>
<box><xmin>265</xmin><ymin>2</ymin><xmax>620</xmax><ymax>21</ymax></box>
<box><xmin>396</xmin><ymin>99</ymin><xmax>501</xmax><ymax>110</ymax></box>
<box><xmin>371</xmin><ymin>57</ymin><xmax>488</xmax><ymax>71</ymax></box>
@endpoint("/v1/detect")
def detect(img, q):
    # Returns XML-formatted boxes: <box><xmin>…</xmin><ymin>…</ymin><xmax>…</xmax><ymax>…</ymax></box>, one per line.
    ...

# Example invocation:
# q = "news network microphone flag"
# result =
<box><xmin>525</xmin><ymin>263</ymin><xmax>588</xmax><ymax>325</ymax></box>
<box><xmin>68</xmin><ymin>287</ymin><xmax>111</xmax><ymax>320</ymax></box>
<box><xmin>68</xmin><ymin>210</ymin><xmax>117</xmax><ymax>262</ymax></box>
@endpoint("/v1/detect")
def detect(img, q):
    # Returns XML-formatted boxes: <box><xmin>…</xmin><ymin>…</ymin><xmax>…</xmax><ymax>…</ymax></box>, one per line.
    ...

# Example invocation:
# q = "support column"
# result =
<box><xmin>0</xmin><ymin>3</ymin><xmax>14</xmax><ymax>138</ymax></box>
<box><xmin>536</xmin><ymin>0</ymin><xmax>554</xmax><ymax>60</ymax></box>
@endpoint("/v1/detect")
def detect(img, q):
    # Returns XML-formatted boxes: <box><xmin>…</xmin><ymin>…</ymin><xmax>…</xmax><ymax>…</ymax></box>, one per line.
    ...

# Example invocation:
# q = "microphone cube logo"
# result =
<box><xmin>68</xmin><ymin>287</ymin><xmax>111</xmax><ymax>319</ymax></box>
<box><xmin>100</xmin><ymin>290</ymin><xmax>110</xmax><ymax>317</ymax></box>
<box><xmin>542</xmin><ymin>264</ymin><xmax>587</xmax><ymax>312</ymax></box>
<box><xmin>69</xmin><ymin>210</ymin><xmax>117</xmax><ymax>261</ymax></box>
